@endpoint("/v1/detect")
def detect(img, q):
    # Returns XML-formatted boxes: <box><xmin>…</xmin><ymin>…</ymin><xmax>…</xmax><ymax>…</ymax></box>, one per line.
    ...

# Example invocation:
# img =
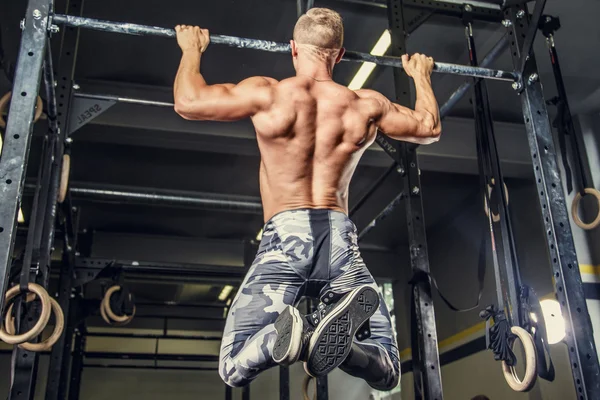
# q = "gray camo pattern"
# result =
<box><xmin>219</xmin><ymin>209</ymin><xmax>400</xmax><ymax>389</ymax></box>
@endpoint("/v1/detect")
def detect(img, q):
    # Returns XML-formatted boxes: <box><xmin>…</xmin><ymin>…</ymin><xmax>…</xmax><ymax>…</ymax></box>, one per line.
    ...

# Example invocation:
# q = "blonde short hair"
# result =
<box><xmin>293</xmin><ymin>8</ymin><xmax>344</xmax><ymax>49</ymax></box>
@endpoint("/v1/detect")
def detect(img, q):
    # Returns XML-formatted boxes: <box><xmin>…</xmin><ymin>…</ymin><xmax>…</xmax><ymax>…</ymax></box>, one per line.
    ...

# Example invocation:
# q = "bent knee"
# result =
<box><xmin>219</xmin><ymin>360</ymin><xmax>250</xmax><ymax>388</ymax></box>
<box><xmin>370</xmin><ymin>370</ymin><xmax>400</xmax><ymax>392</ymax></box>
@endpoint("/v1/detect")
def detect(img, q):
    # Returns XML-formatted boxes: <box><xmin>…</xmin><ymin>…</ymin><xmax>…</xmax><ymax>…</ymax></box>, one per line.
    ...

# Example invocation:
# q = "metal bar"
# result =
<box><xmin>73</xmin><ymin>92</ymin><xmax>173</xmax><ymax>107</ymax></box>
<box><xmin>75</xmin><ymin>257</ymin><xmax>247</xmax><ymax>281</ymax></box>
<box><xmin>357</xmin><ymin>191</ymin><xmax>404</xmax><ymax>240</ymax></box>
<box><xmin>45</xmin><ymin>217</ymin><xmax>79</xmax><ymax>400</ymax></box>
<box><xmin>349</xmin><ymin>163</ymin><xmax>397</xmax><ymax>218</ymax></box>
<box><xmin>85</xmin><ymin>332</ymin><xmax>222</xmax><ymax>341</ymax></box>
<box><xmin>279</xmin><ymin>366</ymin><xmax>290</xmax><ymax>400</ymax></box>
<box><xmin>242</xmin><ymin>385</ymin><xmax>251</xmax><ymax>400</ymax></box>
<box><xmin>68</xmin><ymin>186</ymin><xmax>263</xmax><ymax>214</ymax></box>
<box><xmin>0</xmin><ymin>0</ymin><xmax>50</xmax><ymax>313</ymax></box>
<box><xmin>72</xmin><ymin>35</ymin><xmax>507</xmax><ymax>130</ymax></box>
<box><xmin>135</xmin><ymin>301</ymin><xmax>227</xmax><ymax>309</ymax></box>
<box><xmin>506</xmin><ymin>6</ymin><xmax>600</xmax><ymax>399</ymax></box>
<box><xmin>316</xmin><ymin>376</ymin><xmax>328</xmax><ymax>400</ymax></box>
<box><xmin>439</xmin><ymin>34</ymin><xmax>509</xmax><ymax>117</ymax></box>
<box><xmin>518</xmin><ymin>0</ymin><xmax>547</xmax><ymax>75</ymax></box>
<box><xmin>225</xmin><ymin>385</ymin><xmax>232</xmax><ymax>400</ymax></box>
<box><xmin>6</xmin><ymin>3</ymin><xmax>56</xmax><ymax>399</ymax></box>
<box><xmin>131</xmin><ymin>314</ymin><xmax>224</xmax><ymax>321</ymax></box>
<box><xmin>52</xmin><ymin>14</ymin><xmax>518</xmax><ymax>81</ymax></box>
<box><xmin>68</xmin><ymin>328</ymin><xmax>86</xmax><ymax>400</ymax></box>
<box><xmin>83</xmin><ymin>352</ymin><xmax>219</xmax><ymax>362</ymax></box>
<box><xmin>83</xmin><ymin>364</ymin><xmax>218</xmax><ymax>371</ymax></box>
<box><xmin>387</xmin><ymin>1</ymin><xmax>443</xmax><ymax>399</ymax></box>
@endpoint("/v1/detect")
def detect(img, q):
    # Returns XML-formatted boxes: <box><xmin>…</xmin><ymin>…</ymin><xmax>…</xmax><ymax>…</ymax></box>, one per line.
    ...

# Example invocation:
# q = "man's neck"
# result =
<box><xmin>295</xmin><ymin>57</ymin><xmax>334</xmax><ymax>81</ymax></box>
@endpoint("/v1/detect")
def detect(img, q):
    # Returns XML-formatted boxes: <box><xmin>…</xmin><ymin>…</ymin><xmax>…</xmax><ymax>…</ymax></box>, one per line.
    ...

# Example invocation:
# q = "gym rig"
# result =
<box><xmin>0</xmin><ymin>0</ymin><xmax>598</xmax><ymax>399</ymax></box>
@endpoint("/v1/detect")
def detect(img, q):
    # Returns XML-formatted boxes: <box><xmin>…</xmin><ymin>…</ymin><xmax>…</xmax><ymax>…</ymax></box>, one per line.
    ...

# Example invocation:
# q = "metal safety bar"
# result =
<box><xmin>51</xmin><ymin>14</ymin><xmax>518</xmax><ymax>82</ymax></box>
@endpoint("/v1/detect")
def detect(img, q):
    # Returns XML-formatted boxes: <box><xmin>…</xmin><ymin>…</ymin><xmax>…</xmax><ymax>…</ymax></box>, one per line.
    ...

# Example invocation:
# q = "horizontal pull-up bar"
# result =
<box><xmin>52</xmin><ymin>14</ymin><xmax>518</xmax><ymax>82</ymax></box>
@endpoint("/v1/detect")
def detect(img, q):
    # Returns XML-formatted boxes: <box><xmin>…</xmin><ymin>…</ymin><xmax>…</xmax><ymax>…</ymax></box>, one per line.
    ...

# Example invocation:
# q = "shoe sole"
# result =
<box><xmin>273</xmin><ymin>306</ymin><xmax>302</xmax><ymax>365</ymax></box>
<box><xmin>305</xmin><ymin>285</ymin><xmax>379</xmax><ymax>377</ymax></box>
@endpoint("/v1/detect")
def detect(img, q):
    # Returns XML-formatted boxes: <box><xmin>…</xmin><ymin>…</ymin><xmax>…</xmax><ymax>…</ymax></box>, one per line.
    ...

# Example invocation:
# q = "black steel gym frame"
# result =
<box><xmin>0</xmin><ymin>0</ymin><xmax>599</xmax><ymax>399</ymax></box>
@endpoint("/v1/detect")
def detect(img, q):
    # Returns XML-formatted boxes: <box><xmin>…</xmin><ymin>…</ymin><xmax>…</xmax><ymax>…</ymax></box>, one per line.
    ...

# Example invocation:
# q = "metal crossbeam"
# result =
<box><xmin>51</xmin><ymin>14</ymin><xmax>517</xmax><ymax>81</ymax></box>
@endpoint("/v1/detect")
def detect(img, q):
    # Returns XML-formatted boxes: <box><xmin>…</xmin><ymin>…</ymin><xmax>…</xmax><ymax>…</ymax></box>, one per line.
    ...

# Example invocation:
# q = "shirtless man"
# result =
<box><xmin>174</xmin><ymin>8</ymin><xmax>441</xmax><ymax>390</ymax></box>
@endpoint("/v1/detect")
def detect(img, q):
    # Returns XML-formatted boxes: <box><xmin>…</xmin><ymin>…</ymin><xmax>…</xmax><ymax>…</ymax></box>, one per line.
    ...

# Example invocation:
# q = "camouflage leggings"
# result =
<box><xmin>218</xmin><ymin>209</ymin><xmax>400</xmax><ymax>390</ymax></box>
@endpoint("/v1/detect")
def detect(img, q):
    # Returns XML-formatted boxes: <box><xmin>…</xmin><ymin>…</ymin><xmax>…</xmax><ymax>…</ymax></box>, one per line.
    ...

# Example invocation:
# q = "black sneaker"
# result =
<box><xmin>304</xmin><ymin>285</ymin><xmax>379</xmax><ymax>377</ymax></box>
<box><xmin>273</xmin><ymin>306</ymin><xmax>315</xmax><ymax>365</ymax></box>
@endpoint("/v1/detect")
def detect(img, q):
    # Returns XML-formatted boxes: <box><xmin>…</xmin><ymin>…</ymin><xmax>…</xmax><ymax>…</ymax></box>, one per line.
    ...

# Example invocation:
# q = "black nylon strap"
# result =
<box><xmin>427</xmin><ymin>227</ymin><xmax>487</xmax><ymax>312</ymax></box>
<box><xmin>520</xmin><ymin>286</ymin><xmax>556</xmax><ymax>381</ymax></box>
<box><xmin>552</xmin><ymin>99</ymin><xmax>574</xmax><ymax>194</ymax></box>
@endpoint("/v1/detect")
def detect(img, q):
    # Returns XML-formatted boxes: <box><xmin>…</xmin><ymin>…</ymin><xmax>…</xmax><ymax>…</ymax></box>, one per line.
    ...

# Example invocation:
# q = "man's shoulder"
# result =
<box><xmin>240</xmin><ymin>76</ymin><xmax>279</xmax><ymax>86</ymax></box>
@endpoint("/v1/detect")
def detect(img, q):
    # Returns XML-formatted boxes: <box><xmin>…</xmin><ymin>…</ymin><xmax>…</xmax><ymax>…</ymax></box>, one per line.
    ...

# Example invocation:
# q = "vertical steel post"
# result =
<box><xmin>505</xmin><ymin>6</ymin><xmax>600</xmax><ymax>399</ymax></box>
<box><xmin>67</xmin><ymin>327</ymin><xmax>85</xmax><ymax>400</ymax></box>
<box><xmin>0</xmin><ymin>0</ymin><xmax>50</xmax><ymax>312</ymax></box>
<box><xmin>45</xmin><ymin>209</ymin><xmax>79</xmax><ymax>400</ymax></box>
<box><xmin>242</xmin><ymin>384</ymin><xmax>251</xmax><ymax>400</ymax></box>
<box><xmin>316</xmin><ymin>376</ymin><xmax>328</xmax><ymax>400</ymax></box>
<box><xmin>386</xmin><ymin>1</ymin><xmax>443</xmax><ymax>399</ymax></box>
<box><xmin>4</xmin><ymin>2</ymin><xmax>56</xmax><ymax>398</ymax></box>
<box><xmin>279</xmin><ymin>366</ymin><xmax>290</xmax><ymax>400</ymax></box>
<box><xmin>45</xmin><ymin>0</ymin><xmax>84</xmax><ymax>395</ymax></box>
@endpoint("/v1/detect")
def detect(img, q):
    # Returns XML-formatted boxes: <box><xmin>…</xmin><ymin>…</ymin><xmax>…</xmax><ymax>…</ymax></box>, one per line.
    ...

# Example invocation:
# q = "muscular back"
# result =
<box><xmin>174</xmin><ymin>49</ymin><xmax>440</xmax><ymax>222</ymax></box>
<box><xmin>252</xmin><ymin>77</ymin><xmax>378</xmax><ymax>221</ymax></box>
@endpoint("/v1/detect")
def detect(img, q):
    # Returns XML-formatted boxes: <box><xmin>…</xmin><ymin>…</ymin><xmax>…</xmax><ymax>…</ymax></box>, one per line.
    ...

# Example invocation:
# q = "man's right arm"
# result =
<box><xmin>356</xmin><ymin>53</ymin><xmax>441</xmax><ymax>145</ymax></box>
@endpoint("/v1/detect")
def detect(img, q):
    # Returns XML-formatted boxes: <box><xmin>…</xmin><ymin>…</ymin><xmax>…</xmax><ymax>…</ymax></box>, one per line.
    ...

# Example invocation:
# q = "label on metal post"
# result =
<box><xmin>69</xmin><ymin>96</ymin><xmax>116</xmax><ymax>134</ymax></box>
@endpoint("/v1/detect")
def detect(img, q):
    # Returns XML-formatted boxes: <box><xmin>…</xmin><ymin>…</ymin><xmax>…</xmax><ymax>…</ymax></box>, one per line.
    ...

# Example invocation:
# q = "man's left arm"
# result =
<box><xmin>173</xmin><ymin>25</ymin><xmax>276</xmax><ymax>121</ymax></box>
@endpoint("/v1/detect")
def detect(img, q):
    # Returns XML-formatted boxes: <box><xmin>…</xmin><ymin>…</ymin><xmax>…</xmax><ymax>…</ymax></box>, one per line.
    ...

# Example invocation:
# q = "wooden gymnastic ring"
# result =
<box><xmin>302</xmin><ymin>374</ymin><xmax>316</xmax><ymax>400</ymax></box>
<box><xmin>100</xmin><ymin>298</ymin><xmax>135</xmax><ymax>326</ymax></box>
<box><xmin>501</xmin><ymin>326</ymin><xmax>537</xmax><ymax>392</ymax></box>
<box><xmin>5</xmin><ymin>296</ymin><xmax>64</xmax><ymax>351</ymax></box>
<box><xmin>58</xmin><ymin>154</ymin><xmax>71</xmax><ymax>203</ymax></box>
<box><xmin>0</xmin><ymin>283</ymin><xmax>52</xmax><ymax>345</ymax></box>
<box><xmin>484</xmin><ymin>178</ymin><xmax>509</xmax><ymax>223</ymax></box>
<box><xmin>571</xmin><ymin>188</ymin><xmax>600</xmax><ymax>230</ymax></box>
<box><xmin>101</xmin><ymin>286</ymin><xmax>135</xmax><ymax>325</ymax></box>
<box><xmin>0</xmin><ymin>91</ymin><xmax>43</xmax><ymax>129</ymax></box>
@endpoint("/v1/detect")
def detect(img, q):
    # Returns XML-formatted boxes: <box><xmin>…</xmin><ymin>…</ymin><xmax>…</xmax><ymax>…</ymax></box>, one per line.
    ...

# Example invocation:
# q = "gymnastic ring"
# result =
<box><xmin>101</xmin><ymin>286</ymin><xmax>135</xmax><ymax>324</ymax></box>
<box><xmin>0</xmin><ymin>283</ymin><xmax>52</xmax><ymax>345</ymax></box>
<box><xmin>302</xmin><ymin>374</ymin><xmax>316</xmax><ymax>400</ymax></box>
<box><xmin>571</xmin><ymin>188</ymin><xmax>600</xmax><ymax>230</ymax></box>
<box><xmin>0</xmin><ymin>91</ymin><xmax>43</xmax><ymax>129</ymax></box>
<box><xmin>58</xmin><ymin>154</ymin><xmax>71</xmax><ymax>203</ymax></box>
<box><xmin>5</xmin><ymin>296</ymin><xmax>64</xmax><ymax>351</ymax></box>
<box><xmin>501</xmin><ymin>326</ymin><xmax>537</xmax><ymax>392</ymax></box>
<box><xmin>100</xmin><ymin>298</ymin><xmax>135</xmax><ymax>326</ymax></box>
<box><xmin>484</xmin><ymin>178</ymin><xmax>509</xmax><ymax>223</ymax></box>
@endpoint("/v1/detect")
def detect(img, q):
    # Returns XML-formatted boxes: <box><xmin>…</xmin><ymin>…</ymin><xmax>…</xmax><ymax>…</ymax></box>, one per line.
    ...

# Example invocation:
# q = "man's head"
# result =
<box><xmin>291</xmin><ymin>8</ymin><xmax>345</xmax><ymax>69</ymax></box>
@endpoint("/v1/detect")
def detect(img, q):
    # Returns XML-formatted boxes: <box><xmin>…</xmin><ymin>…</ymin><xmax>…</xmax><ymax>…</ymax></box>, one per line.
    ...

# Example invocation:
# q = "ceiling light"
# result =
<box><xmin>218</xmin><ymin>285</ymin><xmax>234</xmax><ymax>302</ymax></box>
<box><xmin>540</xmin><ymin>299</ymin><xmax>566</xmax><ymax>345</ymax></box>
<box><xmin>348</xmin><ymin>30</ymin><xmax>391</xmax><ymax>90</ymax></box>
<box><xmin>256</xmin><ymin>228</ymin><xmax>263</xmax><ymax>241</ymax></box>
